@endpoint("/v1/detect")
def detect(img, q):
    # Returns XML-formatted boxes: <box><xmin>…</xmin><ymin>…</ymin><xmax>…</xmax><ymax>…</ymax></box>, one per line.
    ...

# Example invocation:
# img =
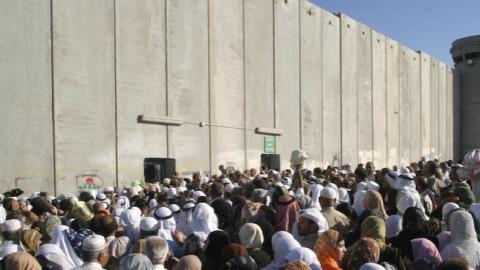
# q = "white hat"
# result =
<box><xmin>2</xmin><ymin>219</ymin><xmax>21</xmax><ymax>232</ymax></box>
<box><xmin>154</xmin><ymin>207</ymin><xmax>173</xmax><ymax>220</ymax></box>
<box><xmin>177</xmin><ymin>186</ymin><xmax>187</xmax><ymax>193</ymax></box>
<box><xmin>169</xmin><ymin>204</ymin><xmax>181</xmax><ymax>214</ymax></box>
<box><xmin>192</xmin><ymin>191</ymin><xmax>206</xmax><ymax>201</ymax></box>
<box><xmin>367</xmin><ymin>181</ymin><xmax>380</xmax><ymax>191</ymax></box>
<box><xmin>140</xmin><ymin>217</ymin><xmax>159</xmax><ymax>232</ymax></box>
<box><xmin>104</xmin><ymin>186</ymin><xmax>114</xmax><ymax>193</ymax></box>
<box><xmin>82</xmin><ymin>234</ymin><xmax>107</xmax><ymax>252</ymax></box>
<box><xmin>320</xmin><ymin>187</ymin><xmax>337</xmax><ymax>200</ymax></box>
<box><xmin>163</xmin><ymin>178</ymin><xmax>171</xmax><ymax>186</ymax></box>
<box><xmin>167</xmin><ymin>188</ymin><xmax>177</xmax><ymax>199</ymax></box>
<box><xmin>300</xmin><ymin>208</ymin><xmax>329</xmax><ymax>232</ymax></box>
<box><xmin>225</xmin><ymin>183</ymin><xmax>236</xmax><ymax>193</ymax></box>
<box><xmin>182</xmin><ymin>203</ymin><xmax>195</xmax><ymax>211</ymax></box>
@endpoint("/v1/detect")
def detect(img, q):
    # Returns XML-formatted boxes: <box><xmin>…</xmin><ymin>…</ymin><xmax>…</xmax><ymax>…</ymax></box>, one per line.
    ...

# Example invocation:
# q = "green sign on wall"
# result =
<box><xmin>264</xmin><ymin>136</ymin><xmax>276</xmax><ymax>153</ymax></box>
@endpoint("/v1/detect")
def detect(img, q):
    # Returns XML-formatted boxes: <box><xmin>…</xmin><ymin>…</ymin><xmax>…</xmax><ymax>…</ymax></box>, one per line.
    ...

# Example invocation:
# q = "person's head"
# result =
<box><xmin>423</xmin><ymin>161</ymin><xmax>438</xmax><ymax>177</ymax></box>
<box><xmin>92</xmin><ymin>202</ymin><xmax>106</xmax><ymax>214</ymax></box>
<box><xmin>319</xmin><ymin>187</ymin><xmax>337</xmax><ymax>208</ymax></box>
<box><xmin>355</xmin><ymin>167</ymin><xmax>368</xmax><ymax>182</ymax></box>
<box><xmin>175</xmin><ymin>255</ymin><xmax>202</xmax><ymax>270</ymax></box>
<box><xmin>415</xmin><ymin>176</ymin><xmax>428</xmax><ymax>193</ymax></box>
<box><xmin>366</xmin><ymin>162</ymin><xmax>375</xmax><ymax>175</ymax></box>
<box><xmin>209</xmin><ymin>182</ymin><xmax>224</xmax><ymax>199</ymax></box>
<box><xmin>361</xmin><ymin>216</ymin><xmax>386</xmax><ymax>250</ymax></box>
<box><xmin>315</xmin><ymin>229</ymin><xmax>346</xmax><ymax>263</ymax></box>
<box><xmin>139</xmin><ymin>217</ymin><xmax>159</xmax><ymax>238</ymax></box>
<box><xmin>436</xmin><ymin>259</ymin><xmax>475</xmax><ymax>270</ymax></box>
<box><xmin>449</xmin><ymin>165</ymin><xmax>462</xmax><ymax>182</ymax></box>
<box><xmin>239</xmin><ymin>223</ymin><xmax>264</xmax><ymax>249</ymax></box>
<box><xmin>280</xmin><ymin>260</ymin><xmax>312</xmax><ymax>270</ymax></box>
<box><xmin>119</xmin><ymin>253</ymin><xmax>154</xmax><ymax>270</ymax></box>
<box><xmin>144</xmin><ymin>236</ymin><xmax>169</xmax><ymax>266</ymax></box>
<box><xmin>2</xmin><ymin>219</ymin><xmax>22</xmax><ymax>243</ymax></box>
<box><xmin>91</xmin><ymin>215</ymin><xmax>117</xmax><ymax>237</ymax></box>
<box><xmin>81</xmin><ymin>234</ymin><xmax>109</xmax><ymax>267</ymax></box>
<box><xmin>297</xmin><ymin>216</ymin><xmax>318</xmax><ymax>236</ymax></box>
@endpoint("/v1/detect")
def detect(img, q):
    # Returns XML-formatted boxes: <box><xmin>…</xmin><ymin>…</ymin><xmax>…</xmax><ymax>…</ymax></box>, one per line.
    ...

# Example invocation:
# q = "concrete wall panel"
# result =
<box><xmin>420</xmin><ymin>53</ymin><xmax>431</xmax><ymax>157</ymax></box>
<box><xmin>430</xmin><ymin>59</ymin><xmax>439</xmax><ymax>158</ymax></box>
<box><xmin>167</xmin><ymin>0</ymin><xmax>210</xmax><ymax>174</ymax></box>
<box><xmin>446</xmin><ymin>68</ymin><xmax>454</xmax><ymax>160</ymax></box>
<box><xmin>274</xmin><ymin>0</ymin><xmax>300</xmax><ymax>169</ymax></box>
<box><xmin>372</xmin><ymin>31</ymin><xmax>387</xmax><ymax>168</ymax></box>
<box><xmin>300</xmin><ymin>1</ymin><xmax>323</xmax><ymax>168</ymax></box>
<box><xmin>356</xmin><ymin>22</ymin><xmax>373</xmax><ymax>164</ymax></box>
<box><xmin>453</xmin><ymin>70</ymin><xmax>462</xmax><ymax>160</ymax></box>
<box><xmin>209</xmin><ymin>0</ymin><xmax>245</xmax><ymax>171</ymax></box>
<box><xmin>322</xmin><ymin>10</ymin><xmax>341</xmax><ymax>167</ymax></box>
<box><xmin>340</xmin><ymin>15</ymin><xmax>358</xmax><ymax>166</ymax></box>
<box><xmin>116</xmin><ymin>0</ymin><xmax>168</xmax><ymax>186</ymax></box>
<box><xmin>398</xmin><ymin>46</ymin><xmax>412</xmax><ymax>166</ymax></box>
<box><xmin>0</xmin><ymin>0</ymin><xmax>54</xmax><ymax>194</ymax></box>
<box><xmin>245</xmin><ymin>0</ymin><xmax>275</xmax><ymax>169</ymax></box>
<box><xmin>410</xmin><ymin>51</ymin><xmax>422</xmax><ymax>161</ymax></box>
<box><xmin>438</xmin><ymin>63</ymin><xmax>447</xmax><ymax>160</ymax></box>
<box><xmin>386</xmin><ymin>38</ymin><xmax>400</xmax><ymax>167</ymax></box>
<box><xmin>53</xmin><ymin>0</ymin><xmax>116</xmax><ymax>193</ymax></box>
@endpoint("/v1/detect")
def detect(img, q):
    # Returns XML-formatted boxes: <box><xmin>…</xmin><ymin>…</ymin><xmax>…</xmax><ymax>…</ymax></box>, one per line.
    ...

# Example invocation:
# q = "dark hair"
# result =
<box><xmin>91</xmin><ymin>215</ymin><xmax>117</xmax><ymax>237</ymax></box>
<box><xmin>78</xmin><ymin>191</ymin><xmax>94</xmax><ymax>202</ymax></box>
<box><xmin>209</xmin><ymin>182</ymin><xmax>224</xmax><ymax>198</ymax></box>
<box><xmin>436</xmin><ymin>259</ymin><xmax>473</xmax><ymax>270</ymax></box>
<box><xmin>354</xmin><ymin>167</ymin><xmax>367</xmax><ymax>180</ymax></box>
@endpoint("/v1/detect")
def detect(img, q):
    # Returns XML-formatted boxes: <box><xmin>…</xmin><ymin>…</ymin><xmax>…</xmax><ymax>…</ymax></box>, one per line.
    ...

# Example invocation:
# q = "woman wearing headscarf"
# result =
<box><xmin>342</xmin><ymin>237</ymin><xmax>380</xmax><ymax>270</ymax></box>
<box><xmin>35</xmin><ymin>243</ymin><xmax>73</xmax><ymax>270</ymax></box>
<box><xmin>314</xmin><ymin>229</ymin><xmax>345</xmax><ymax>270</ymax></box>
<box><xmin>40</xmin><ymin>215</ymin><xmax>62</xmax><ymax>241</ymax></box>
<box><xmin>119</xmin><ymin>207</ymin><xmax>142</xmax><ymax>244</ymax></box>
<box><xmin>191</xmin><ymin>203</ymin><xmax>219</xmax><ymax>245</ymax></box>
<box><xmin>119</xmin><ymin>253</ymin><xmax>154</xmax><ymax>270</ymax></box>
<box><xmin>4</xmin><ymin>251</ymin><xmax>42</xmax><ymax>270</ymax></box>
<box><xmin>262</xmin><ymin>231</ymin><xmax>301</xmax><ymax>270</ymax></box>
<box><xmin>221</xmin><ymin>243</ymin><xmax>252</xmax><ymax>267</ymax></box>
<box><xmin>20</xmin><ymin>229</ymin><xmax>42</xmax><ymax>255</ymax></box>
<box><xmin>360</xmin><ymin>216</ymin><xmax>406</xmax><ymax>270</ymax></box>
<box><xmin>363</xmin><ymin>191</ymin><xmax>388</xmax><ymax>220</ymax></box>
<box><xmin>352</xmin><ymin>183</ymin><xmax>367</xmax><ymax>216</ymax></box>
<box><xmin>203</xmin><ymin>230</ymin><xmax>231</xmax><ymax>270</ymax></box>
<box><xmin>345</xmin><ymin>208</ymin><xmax>376</xmax><ymax>247</ymax></box>
<box><xmin>286</xmin><ymin>247</ymin><xmax>322</xmax><ymax>270</ymax></box>
<box><xmin>50</xmin><ymin>225</ymin><xmax>83</xmax><ymax>268</ymax></box>
<box><xmin>384</xmin><ymin>215</ymin><xmax>402</xmax><ymax>240</ymax></box>
<box><xmin>407</xmin><ymin>238</ymin><xmax>442</xmax><ymax>263</ymax></box>
<box><xmin>389</xmin><ymin>207</ymin><xmax>438</xmax><ymax>254</ymax></box>
<box><xmin>239</xmin><ymin>223</ymin><xmax>271</xmax><ymax>268</ymax></box>
<box><xmin>176</xmin><ymin>255</ymin><xmax>202</xmax><ymax>270</ymax></box>
<box><xmin>211</xmin><ymin>198</ymin><xmax>233</xmax><ymax>230</ymax></box>
<box><xmin>441</xmin><ymin>210</ymin><xmax>480</xmax><ymax>269</ymax></box>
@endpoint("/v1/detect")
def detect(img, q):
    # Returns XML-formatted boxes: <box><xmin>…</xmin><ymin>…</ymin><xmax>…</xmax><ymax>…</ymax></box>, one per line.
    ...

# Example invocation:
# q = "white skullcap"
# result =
<box><xmin>367</xmin><ymin>181</ymin><xmax>380</xmax><ymax>191</ymax></box>
<box><xmin>320</xmin><ymin>187</ymin><xmax>337</xmax><ymax>200</ymax></box>
<box><xmin>2</xmin><ymin>219</ymin><xmax>21</xmax><ymax>232</ymax></box>
<box><xmin>163</xmin><ymin>178</ymin><xmax>171</xmax><ymax>186</ymax></box>
<box><xmin>359</xmin><ymin>263</ymin><xmax>386</xmax><ymax>270</ymax></box>
<box><xmin>442</xmin><ymin>202</ymin><xmax>460</xmax><ymax>221</ymax></box>
<box><xmin>167</xmin><ymin>188</ymin><xmax>177</xmax><ymax>199</ymax></box>
<box><xmin>325</xmin><ymin>183</ymin><xmax>339</xmax><ymax>200</ymax></box>
<box><xmin>192</xmin><ymin>191</ymin><xmax>206</xmax><ymax>201</ymax></box>
<box><xmin>169</xmin><ymin>204</ymin><xmax>181</xmax><ymax>214</ymax></box>
<box><xmin>202</xmin><ymin>176</ymin><xmax>209</xmax><ymax>184</ymax></box>
<box><xmin>96</xmin><ymin>193</ymin><xmax>107</xmax><ymax>201</ymax></box>
<box><xmin>154</xmin><ymin>207</ymin><xmax>173</xmax><ymax>220</ymax></box>
<box><xmin>177</xmin><ymin>186</ymin><xmax>187</xmax><ymax>193</ymax></box>
<box><xmin>82</xmin><ymin>234</ymin><xmax>106</xmax><ymax>252</ymax></box>
<box><xmin>140</xmin><ymin>217</ymin><xmax>159</xmax><ymax>232</ymax></box>
<box><xmin>300</xmin><ymin>208</ymin><xmax>329</xmax><ymax>232</ymax></box>
<box><xmin>182</xmin><ymin>203</ymin><xmax>195</xmax><ymax>211</ymax></box>
<box><xmin>104</xmin><ymin>186</ymin><xmax>114</xmax><ymax>193</ymax></box>
<box><xmin>338</xmin><ymin>188</ymin><xmax>351</xmax><ymax>204</ymax></box>
<box><xmin>225</xmin><ymin>183</ymin><xmax>235</xmax><ymax>193</ymax></box>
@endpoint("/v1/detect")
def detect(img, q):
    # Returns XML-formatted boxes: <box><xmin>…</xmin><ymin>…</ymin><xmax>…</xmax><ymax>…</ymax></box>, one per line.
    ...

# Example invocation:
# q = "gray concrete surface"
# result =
<box><xmin>0</xmin><ymin>0</ymin><xmax>457</xmax><ymax>194</ymax></box>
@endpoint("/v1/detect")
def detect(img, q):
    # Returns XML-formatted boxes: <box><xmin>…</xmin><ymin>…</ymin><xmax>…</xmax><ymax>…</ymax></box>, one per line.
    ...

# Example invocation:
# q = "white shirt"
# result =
<box><xmin>73</xmin><ymin>262</ymin><xmax>105</xmax><ymax>270</ymax></box>
<box><xmin>153</xmin><ymin>264</ymin><xmax>166</xmax><ymax>270</ymax></box>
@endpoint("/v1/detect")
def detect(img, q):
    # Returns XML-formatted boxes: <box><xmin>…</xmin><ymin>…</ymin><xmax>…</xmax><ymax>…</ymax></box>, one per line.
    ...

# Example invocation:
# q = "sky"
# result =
<box><xmin>311</xmin><ymin>0</ymin><xmax>479</xmax><ymax>66</ymax></box>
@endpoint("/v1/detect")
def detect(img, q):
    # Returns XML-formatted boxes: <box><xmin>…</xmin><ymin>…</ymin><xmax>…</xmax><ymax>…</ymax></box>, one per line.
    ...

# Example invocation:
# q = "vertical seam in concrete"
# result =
<box><xmin>420</xmin><ymin>53</ymin><xmax>423</xmax><ymax>156</ymax></box>
<box><xmin>272</xmin><ymin>0</ymin><xmax>276</xmax><ymax>129</ymax></box>
<box><xmin>320</xmin><ymin>10</ymin><xmax>324</xmax><ymax>166</ymax></box>
<box><xmin>397</xmin><ymin>48</ymin><xmax>401</xmax><ymax>166</ymax></box>
<box><xmin>242</xmin><ymin>0</ymin><xmax>247</xmax><ymax>169</ymax></box>
<box><xmin>50</xmin><ymin>0</ymin><xmax>57</xmax><ymax>195</ymax></box>
<box><xmin>165</xmin><ymin>1</ymin><xmax>170</xmax><ymax>158</ymax></box>
<box><xmin>298</xmin><ymin>0</ymin><xmax>302</xmax><ymax>150</ymax></box>
<box><xmin>384</xmin><ymin>39</ymin><xmax>388</xmax><ymax>167</ymax></box>
<box><xmin>370</xmin><ymin>30</ymin><xmax>374</xmax><ymax>164</ymax></box>
<box><xmin>437</xmin><ymin>64</ymin><xmax>440</xmax><ymax>159</ymax></box>
<box><xmin>355</xmin><ymin>26</ymin><xmax>360</xmax><ymax>164</ymax></box>
<box><xmin>113</xmin><ymin>0</ymin><xmax>119</xmax><ymax>188</ymax></box>
<box><xmin>339</xmin><ymin>15</ymin><xmax>343</xmax><ymax>165</ymax></box>
<box><xmin>207</xmin><ymin>0</ymin><xmax>212</xmax><ymax>174</ymax></box>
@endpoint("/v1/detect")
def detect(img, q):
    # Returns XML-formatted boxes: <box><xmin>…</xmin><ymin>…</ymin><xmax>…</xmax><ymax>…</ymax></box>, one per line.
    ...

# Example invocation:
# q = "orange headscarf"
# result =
<box><xmin>314</xmin><ymin>230</ymin><xmax>342</xmax><ymax>270</ymax></box>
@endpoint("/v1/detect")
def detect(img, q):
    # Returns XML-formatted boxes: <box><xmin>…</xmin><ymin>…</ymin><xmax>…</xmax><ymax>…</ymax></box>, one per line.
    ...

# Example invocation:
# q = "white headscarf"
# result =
<box><xmin>154</xmin><ymin>207</ymin><xmax>176</xmax><ymax>241</ymax></box>
<box><xmin>385</xmin><ymin>215</ymin><xmax>402</xmax><ymax>239</ymax></box>
<box><xmin>338</xmin><ymin>188</ymin><xmax>351</xmax><ymax>204</ymax></box>
<box><xmin>120</xmin><ymin>207</ymin><xmax>142</xmax><ymax>244</ymax></box>
<box><xmin>309</xmin><ymin>183</ymin><xmax>324</xmax><ymax>209</ymax></box>
<box><xmin>116</xmin><ymin>196</ymin><xmax>130</xmax><ymax>210</ymax></box>
<box><xmin>239</xmin><ymin>223</ymin><xmax>264</xmax><ymax>249</ymax></box>
<box><xmin>397</xmin><ymin>192</ymin><xmax>425</xmax><ymax>216</ymax></box>
<box><xmin>50</xmin><ymin>225</ymin><xmax>83</xmax><ymax>267</ymax></box>
<box><xmin>285</xmin><ymin>247</ymin><xmax>321</xmax><ymax>270</ymax></box>
<box><xmin>442</xmin><ymin>202</ymin><xmax>460</xmax><ymax>230</ymax></box>
<box><xmin>262</xmin><ymin>231</ymin><xmax>301</xmax><ymax>270</ymax></box>
<box><xmin>177</xmin><ymin>203</ymin><xmax>195</xmax><ymax>236</ymax></box>
<box><xmin>0</xmin><ymin>241</ymin><xmax>22</xmax><ymax>260</ymax></box>
<box><xmin>470</xmin><ymin>203</ymin><xmax>480</xmax><ymax>223</ymax></box>
<box><xmin>360</xmin><ymin>263</ymin><xmax>386</xmax><ymax>270</ymax></box>
<box><xmin>36</xmin><ymin>243</ymin><xmax>75</xmax><ymax>270</ymax></box>
<box><xmin>353</xmin><ymin>190</ymin><xmax>367</xmax><ymax>216</ymax></box>
<box><xmin>191</xmin><ymin>203</ymin><xmax>218</xmax><ymax>243</ymax></box>
<box><xmin>441</xmin><ymin>210</ymin><xmax>480</xmax><ymax>269</ymax></box>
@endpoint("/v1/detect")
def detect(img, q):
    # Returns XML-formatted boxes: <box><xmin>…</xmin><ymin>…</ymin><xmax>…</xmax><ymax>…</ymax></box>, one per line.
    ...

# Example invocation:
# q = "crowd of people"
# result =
<box><xmin>0</xmin><ymin>153</ymin><xmax>479</xmax><ymax>270</ymax></box>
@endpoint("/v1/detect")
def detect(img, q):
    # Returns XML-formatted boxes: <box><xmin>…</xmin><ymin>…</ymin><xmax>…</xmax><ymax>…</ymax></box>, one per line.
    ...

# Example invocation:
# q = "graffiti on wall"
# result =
<box><xmin>76</xmin><ymin>171</ymin><xmax>104</xmax><ymax>191</ymax></box>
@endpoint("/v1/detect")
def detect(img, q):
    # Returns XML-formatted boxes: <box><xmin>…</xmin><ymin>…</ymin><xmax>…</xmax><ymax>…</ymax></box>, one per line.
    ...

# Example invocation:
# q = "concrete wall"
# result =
<box><xmin>0</xmin><ymin>0</ymin><xmax>457</xmax><ymax>195</ymax></box>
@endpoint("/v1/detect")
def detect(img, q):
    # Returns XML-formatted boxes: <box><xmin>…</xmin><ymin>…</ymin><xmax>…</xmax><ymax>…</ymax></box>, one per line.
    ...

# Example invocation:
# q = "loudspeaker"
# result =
<box><xmin>144</xmin><ymin>158</ymin><xmax>176</xmax><ymax>183</ymax></box>
<box><xmin>261</xmin><ymin>154</ymin><xmax>281</xmax><ymax>171</ymax></box>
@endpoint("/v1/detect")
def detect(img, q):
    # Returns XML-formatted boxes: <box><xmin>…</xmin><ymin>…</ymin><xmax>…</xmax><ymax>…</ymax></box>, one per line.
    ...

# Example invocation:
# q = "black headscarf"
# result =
<box><xmin>403</xmin><ymin>207</ymin><xmax>427</xmax><ymax>233</ymax></box>
<box><xmin>211</xmin><ymin>199</ymin><xmax>233</xmax><ymax>229</ymax></box>
<box><xmin>205</xmin><ymin>230</ymin><xmax>231</xmax><ymax>258</ymax></box>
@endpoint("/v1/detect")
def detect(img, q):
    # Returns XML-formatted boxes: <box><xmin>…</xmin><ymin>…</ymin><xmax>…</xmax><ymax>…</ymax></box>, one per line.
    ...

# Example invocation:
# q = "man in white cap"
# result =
<box><xmin>0</xmin><ymin>219</ymin><xmax>23</xmax><ymax>259</ymax></box>
<box><xmin>140</xmin><ymin>217</ymin><xmax>159</xmax><ymax>239</ymax></box>
<box><xmin>74</xmin><ymin>234</ymin><xmax>109</xmax><ymax>270</ymax></box>
<box><xmin>319</xmin><ymin>187</ymin><xmax>349</xmax><ymax>234</ymax></box>
<box><xmin>296</xmin><ymin>208</ymin><xmax>329</xmax><ymax>249</ymax></box>
<box><xmin>144</xmin><ymin>236</ymin><xmax>170</xmax><ymax>270</ymax></box>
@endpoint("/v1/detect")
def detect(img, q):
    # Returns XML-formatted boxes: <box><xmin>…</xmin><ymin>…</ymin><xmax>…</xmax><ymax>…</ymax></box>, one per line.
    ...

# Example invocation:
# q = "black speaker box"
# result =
<box><xmin>144</xmin><ymin>158</ymin><xmax>176</xmax><ymax>183</ymax></box>
<box><xmin>261</xmin><ymin>154</ymin><xmax>281</xmax><ymax>171</ymax></box>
